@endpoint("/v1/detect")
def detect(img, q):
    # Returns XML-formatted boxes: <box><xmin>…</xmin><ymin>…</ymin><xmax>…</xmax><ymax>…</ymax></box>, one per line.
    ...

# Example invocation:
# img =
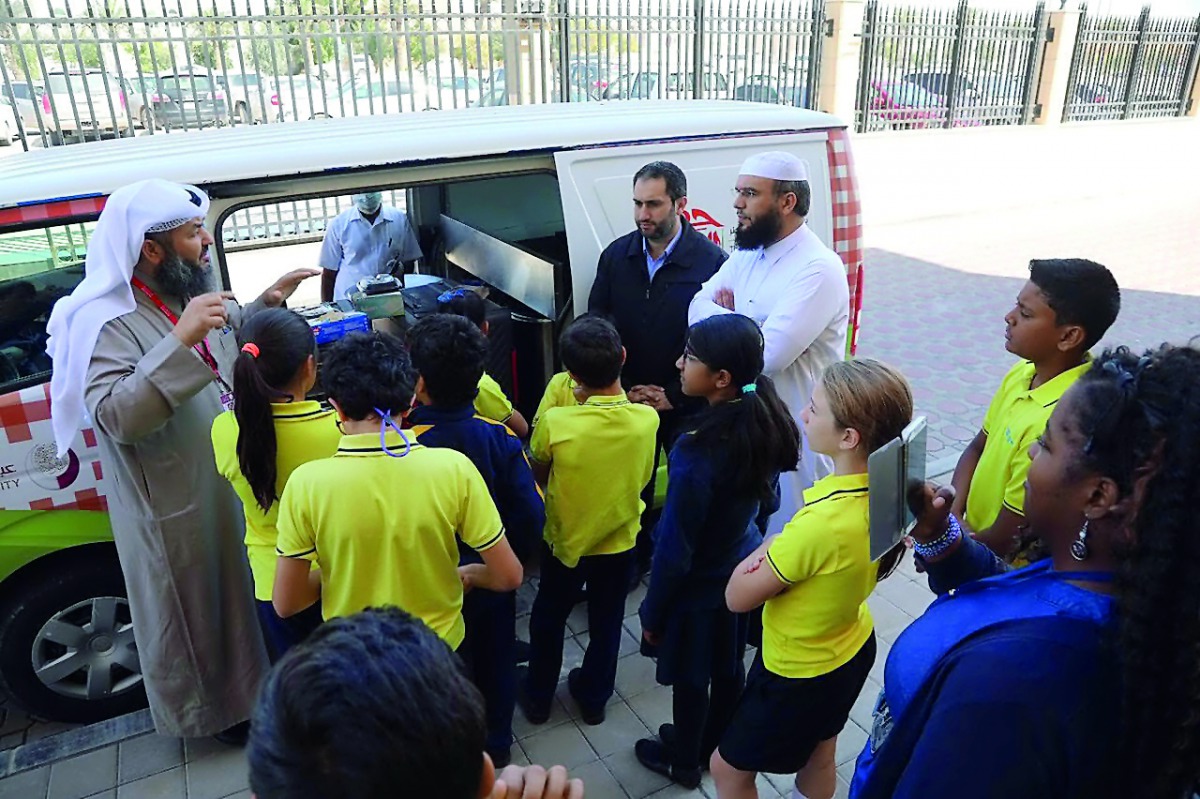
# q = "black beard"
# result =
<box><xmin>734</xmin><ymin>210</ymin><xmax>783</xmax><ymax>250</ymax></box>
<box><xmin>641</xmin><ymin>217</ymin><xmax>676</xmax><ymax>244</ymax></box>
<box><xmin>157</xmin><ymin>252</ymin><xmax>212</xmax><ymax>299</ymax></box>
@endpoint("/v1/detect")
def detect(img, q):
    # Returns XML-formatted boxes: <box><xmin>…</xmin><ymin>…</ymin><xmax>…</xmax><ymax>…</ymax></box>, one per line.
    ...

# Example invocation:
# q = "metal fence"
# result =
<box><xmin>1063</xmin><ymin>5</ymin><xmax>1200</xmax><ymax>122</ymax></box>
<box><xmin>0</xmin><ymin>0</ymin><xmax>825</xmax><ymax>151</ymax></box>
<box><xmin>854</xmin><ymin>0</ymin><xmax>1046</xmax><ymax>132</ymax></box>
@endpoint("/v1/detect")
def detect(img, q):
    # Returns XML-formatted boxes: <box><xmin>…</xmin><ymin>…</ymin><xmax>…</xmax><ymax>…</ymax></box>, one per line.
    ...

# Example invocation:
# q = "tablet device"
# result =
<box><xmin>867</xmin><ymin>416</ymin><xmax>928</xmax><ymax>561</ymax></box>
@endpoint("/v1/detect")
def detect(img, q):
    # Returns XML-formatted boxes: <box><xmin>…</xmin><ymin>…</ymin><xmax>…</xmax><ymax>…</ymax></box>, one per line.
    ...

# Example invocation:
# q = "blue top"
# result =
<box><xmin>643</xmin><ymin>222</ymin><xmax>684</xmax><ymax>282</ymax></box>
<box><xmin>639</xmin><ymin>431</ymin><xmax>776</xmax><ymax>633</ymax></box>
<box><xmin>409</xmin><ymin>402</ymin><xmax>544</xmax><ymax>564</ymax></box>
<box><xmin>849</xmin><ymin>538</ymin><xmax>1120</xmax><ymax>799</ymax></box>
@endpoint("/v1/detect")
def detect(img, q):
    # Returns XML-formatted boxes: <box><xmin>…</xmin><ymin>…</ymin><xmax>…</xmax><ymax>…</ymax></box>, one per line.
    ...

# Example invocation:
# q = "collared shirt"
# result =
<box><xmin>318</xmin><ymin>205</ymin><xmax>423</xmax><ymax>300</ymax></box>
<box><xmin>275</xmin><ymin>430</ymin><xmax>505</xmax><ymax>647</ymax></box>
<box><xmin>211</xmin><ymin>401</ymin><xmax>340</xmax><ymax>601</ymax></box>
<box><xmin>529</xmin><ymin>392</ymin><xmax>659</xmax><ymax>568</ymax></box>
<box><xmin>642</xmin><ymin>222</ymin><xmax>684</xmax><ymax>282</ymax></box>
<box><xmin>763</xmin><ymin>472</ymin><xmax>875</xmax><ymax>678</ymax></box>
<box><xmin>688</xmin><ymin>223</ymin><xmax>849</xmax><ymax>533</ymax></box>
<box><xmin>966</xmin><ymin>358</ymin><xmax>1093</xmax><ymax>531</ymax></box>
<box><xmin>531</xmin><ymin>371</ymin><xmax>580</xmax><ymax>429</ymax></box>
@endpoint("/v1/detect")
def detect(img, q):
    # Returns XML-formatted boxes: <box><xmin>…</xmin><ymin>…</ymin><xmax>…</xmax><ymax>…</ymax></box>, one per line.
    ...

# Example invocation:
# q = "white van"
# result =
<box><xmin>0</xmin><ymin>100</ymin><xmax>863</xmax><ymax>722</ymax></box>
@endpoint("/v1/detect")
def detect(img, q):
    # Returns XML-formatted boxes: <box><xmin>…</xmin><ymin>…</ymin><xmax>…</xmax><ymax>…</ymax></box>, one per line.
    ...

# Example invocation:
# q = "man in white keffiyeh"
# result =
<box><xmin>45</xmin><ymin>179</ymin><xmax>318</xmax><ymax>741</ymax></box>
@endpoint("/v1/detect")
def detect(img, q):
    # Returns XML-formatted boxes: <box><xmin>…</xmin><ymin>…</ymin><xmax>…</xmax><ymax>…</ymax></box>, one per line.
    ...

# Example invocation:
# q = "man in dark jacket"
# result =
<box><xmin>587</xmin><ymin>161</ymin><xmax>727</xmax><ymax>445</ymax></box>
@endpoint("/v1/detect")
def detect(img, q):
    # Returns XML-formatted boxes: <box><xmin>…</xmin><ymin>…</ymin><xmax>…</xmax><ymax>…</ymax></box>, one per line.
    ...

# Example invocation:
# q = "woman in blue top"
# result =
<box><xmin>851</xmin><ymin>344</ymin><xmax>1200</xmax><ymax>799</ymax></box>
<box><xmin>635</xmin><ymin>314</ymin><xmax>801</xmax><ymax>789</ymax></box>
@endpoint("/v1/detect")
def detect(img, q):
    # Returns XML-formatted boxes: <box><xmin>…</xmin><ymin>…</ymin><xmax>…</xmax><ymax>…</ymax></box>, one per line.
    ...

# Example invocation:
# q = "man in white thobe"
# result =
<box><xmin>45</xmin><ymin>179</ymin><xmax>318</xmax><ymax>740</ymax></box>
<box><xmin>688</xmin><ymin>152</ymin><xmax>848</xmax><ymax>532</ymax></box>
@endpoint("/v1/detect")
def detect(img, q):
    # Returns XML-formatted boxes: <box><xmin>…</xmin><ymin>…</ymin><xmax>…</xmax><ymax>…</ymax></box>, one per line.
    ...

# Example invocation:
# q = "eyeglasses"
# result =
<box><xmin>731</xmin><ymin>188</ymin><xmax>761</xmax><ymax>200</ymax></box>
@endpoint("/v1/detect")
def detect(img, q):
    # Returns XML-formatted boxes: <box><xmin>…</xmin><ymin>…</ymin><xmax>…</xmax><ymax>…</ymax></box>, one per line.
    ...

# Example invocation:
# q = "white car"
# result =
<box><xmin>322</xmin><ymin>75</ymin><xmax>441</xmax><ymax>118</ymax></box>
<box><xmin>220</xmin><ymin>73</ymin><xmax>284</xmax><ymax>124</ymax></box>
<box><xmin>0</xmin><ymin>96</ymin><xmax>18</xmax><ymax>145</ymax></box>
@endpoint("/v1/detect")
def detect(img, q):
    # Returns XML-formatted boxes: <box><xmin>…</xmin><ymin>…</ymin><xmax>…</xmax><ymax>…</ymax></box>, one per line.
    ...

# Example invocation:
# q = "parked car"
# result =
<box><xmin>219</xmin><ymin>72</ymin><xmax>283</xmax><ymax>124</ymax></box>
<box><xmin>323</xmin><ymin>75</ymin><xmax>440</xmax><ymax>117</ymax></box>
<box><xmin>138</xmin><ymin>72</ymin><xmax>230</xmax><ymax>132</ymax></box>
<box><xmin>604</xmin><ymin>71</ymin><xmax>729</xmax><ymax>100</ymax></box>
<box><xmin>0</xmin><ymin>96</ymin><xmax>18</xmax><ymax>145</ymax></box>
<box><xmin>3</xmin><ymin>82</ymin><xmax>43</xmax><ymax>136</ymax></box>
<box><xmin>565</xmin><ymin>57</ymin><xmax>619</xmax><ymax>100</ymax></box>
<box><xmin>40</xmin><ymin>70</ymin><xmax>133</xmax><ymax>145</ymax></box>
<box><xmin>864</xmin><ymin>80</ymin><xmax>951</xmax><ymax>129</ymax></box>
<box><xmin>902</xmin><ymin>71</ymin><xmax>982</xmax><ymax>105</ymax></box>
<box><xmin>1074</xmin><ymin>82</ymin><xmax>1111</xmax><ymax>104</ymax></box>
<box><xmin>273</xmin><ymin>75</ymin><xmax>339</xmax><ymax>120</ymax></box>
<box><xmin>732</xmin><ymin>75</ymin><xmax>808</xmax><ymax>107</ymax></box>
<box><xmin>429</xmin><ymin>73</ymin><xmax>481</xmax><ymax>109</ymax></box>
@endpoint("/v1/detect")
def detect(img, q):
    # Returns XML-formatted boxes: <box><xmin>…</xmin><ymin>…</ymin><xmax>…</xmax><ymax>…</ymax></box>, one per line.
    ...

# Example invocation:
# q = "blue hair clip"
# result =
<box><xmin>375</xmin><ymin>407</ymin><xmax>411</xmax><ymax>459</ymax></box>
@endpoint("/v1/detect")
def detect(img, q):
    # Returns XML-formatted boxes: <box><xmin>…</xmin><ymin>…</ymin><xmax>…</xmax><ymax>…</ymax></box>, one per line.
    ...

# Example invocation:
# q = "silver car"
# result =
<box><xmin>41</xmin><ymin>70</ymin><xmax>134</xmax><ymax>145</ymax></box>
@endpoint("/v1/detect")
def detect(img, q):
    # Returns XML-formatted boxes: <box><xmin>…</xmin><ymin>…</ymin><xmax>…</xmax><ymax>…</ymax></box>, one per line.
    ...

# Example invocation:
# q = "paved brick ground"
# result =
<box><xmin>2</xmin><ymin>117</ymin><xmax>1197</xmax><ymax>799</ymax></box>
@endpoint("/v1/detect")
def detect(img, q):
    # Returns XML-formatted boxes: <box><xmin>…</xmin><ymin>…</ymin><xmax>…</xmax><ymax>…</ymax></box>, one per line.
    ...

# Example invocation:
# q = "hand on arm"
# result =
<box><xmin>688</xmin><ymin>265</ymin><xmax>737</xmax><ymax>325</ymax></box>
<box><xmin>460</xmin><ymin>536</ymin><xmax>523</xmax><ymax>593</ymax></box>
<box><xmin>725</xmin><ymin>536</ymin><xmax>787</xmax><ymax>613</ymax></box>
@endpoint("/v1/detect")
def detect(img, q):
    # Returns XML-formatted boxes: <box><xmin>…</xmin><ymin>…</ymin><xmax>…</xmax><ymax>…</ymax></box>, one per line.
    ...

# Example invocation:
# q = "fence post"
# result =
<box><xmin>692</xmin><ymin>0</ymin><xmax>705</xmax><ymax>99</ymax></box>
<box><xmin>1032</xmin><ymin>5</ymin><xmax>1082</xmax><ymax>125</ymax></box>
<box><xmin>944</xmin><ymin>0</ymin><xmax>969</xmax><ymax>129</ymax></box>
<box><xmin>1180</xmin><ymin>13</ymin><xmax>1200</xmax><ymax>117</ymax></box>
<box><xmin>816</xmin><ymin>0</ymin><xmax>865</xmax><ymax>126</ymax></box>
<box><xmin>1122</xmin><ymin>5</ymin><xmax>1150</xmax><ymax>120</ymax></box>
<box><xmin>557</xmin><ymin>0</ymin><xmax>572</xmax><ymax>103</ymax></box>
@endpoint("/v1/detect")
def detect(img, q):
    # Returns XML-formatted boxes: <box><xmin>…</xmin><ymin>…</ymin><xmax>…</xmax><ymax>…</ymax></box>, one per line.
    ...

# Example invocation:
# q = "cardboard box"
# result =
<box><xmin>295</xmin><ymin>303</ymin><xmax>371</xmax><ymax>345</ymax></box>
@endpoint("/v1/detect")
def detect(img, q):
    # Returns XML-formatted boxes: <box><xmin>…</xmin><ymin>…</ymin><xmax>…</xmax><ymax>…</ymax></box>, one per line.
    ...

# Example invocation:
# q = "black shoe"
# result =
<box><xmin>488</xmin><ymin>746</ymin><xmax>512</xmax><ymax>769</ymax></box>
<box><xmin>515</xmin><ymin>666</ymin><xmax>551</xmax><ymax>724</ymax></box>
<box><xmin>659</xmin><ymin>723</ymin><xmax>712</xmax><ymax>771</ymax></box>
<box><xmin>513</xmin><ymin>639</ymin><xmax>531</xmax><ymax>665</ymax></box>
<box><xmin>635</xmin><ymin>737</ymin><xmax>702</xmax><ymax>790</ymax></box>
<box><xmin>567</xmin><ymin>668</ymin><xmax>605</xmax><ymax>725</ymax></box>
<box><xmin>212</xmin><ymin>720</ymin><xmax>250</xmax><ymax>747</ymax></box>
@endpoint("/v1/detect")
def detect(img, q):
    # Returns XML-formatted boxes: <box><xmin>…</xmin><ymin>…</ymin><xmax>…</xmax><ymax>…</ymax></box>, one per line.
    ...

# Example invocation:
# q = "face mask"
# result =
<box><xmin>353</xmin><ymin>192</ymin><xmax>383</xmax><ymax>214</ymax></box>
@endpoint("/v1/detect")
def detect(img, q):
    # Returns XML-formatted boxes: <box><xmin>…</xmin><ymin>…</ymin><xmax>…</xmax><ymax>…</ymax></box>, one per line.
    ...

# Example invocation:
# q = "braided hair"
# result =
<box><xmin>1070</xmin><ymin>344</ymin><xmax>1200</xmax><ymax>798</ymax></box>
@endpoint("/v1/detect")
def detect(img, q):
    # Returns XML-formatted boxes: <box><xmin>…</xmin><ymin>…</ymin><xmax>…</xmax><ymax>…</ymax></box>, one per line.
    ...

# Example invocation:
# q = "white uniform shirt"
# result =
<box><xmin>688</xmin><ymin>223</ymin><xmax>848</xmax><ymax>532</ymax></box>
<box><xmin>318</xmin><ymin>206</ymin><xmax>423</xmax><ymax>300</ymax></box>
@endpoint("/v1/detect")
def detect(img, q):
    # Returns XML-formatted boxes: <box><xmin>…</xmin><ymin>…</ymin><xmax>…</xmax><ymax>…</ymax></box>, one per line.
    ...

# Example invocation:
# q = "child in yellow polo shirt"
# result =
<box><xmin>716</xmin><ymin>359</ymin><xmax>913</xmax><ymax>799</ymax></box>
<box><xmin>211</xmin><ymin>308</ymin><xmax>340</xmax><ymax>660</ymax></box>
<box><xmin>272</xmin><ymin>331</ymin><xmax>523</xmax><ymax>651</ymax></box>
<box><xmin>950</xmin><ymin>259</ymin><xmax>1120</xmax><ymax>560</ymax></box>
<box><xmin>437</xmin><ymin>286</ymin><xmax>530</xmax><ymax>438</ymax></box>
<box><xmin>520</xmin><ymin>315</ymin><xmax>659</xmax><ymax>726</ymax></box>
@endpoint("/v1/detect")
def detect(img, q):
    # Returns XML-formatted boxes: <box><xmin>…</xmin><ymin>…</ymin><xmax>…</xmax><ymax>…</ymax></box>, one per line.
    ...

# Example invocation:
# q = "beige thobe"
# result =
<box><xmin>84</xmin><ymin>272</ymin><xmax>269</xmax><ymax>737</ymax></box>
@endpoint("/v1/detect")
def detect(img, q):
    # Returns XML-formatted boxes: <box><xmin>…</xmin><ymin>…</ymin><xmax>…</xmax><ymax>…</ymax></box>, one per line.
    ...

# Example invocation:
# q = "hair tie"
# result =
<box><xmin>241</xmin><ymin>343</ymin><xmax>260</xmax><ymax>358</ymax></box>
<box><xmin>741</xmin><ymin>382</ymin><xmax>757</xmax><ymax>394</ymax></box>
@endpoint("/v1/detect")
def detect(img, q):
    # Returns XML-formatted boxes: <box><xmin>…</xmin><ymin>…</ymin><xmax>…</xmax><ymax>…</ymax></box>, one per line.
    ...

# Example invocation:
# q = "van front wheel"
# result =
<box><xmin>0</xmin><ymin>551</ymin><xmax>146</xmax><ymax>723</ymax></box>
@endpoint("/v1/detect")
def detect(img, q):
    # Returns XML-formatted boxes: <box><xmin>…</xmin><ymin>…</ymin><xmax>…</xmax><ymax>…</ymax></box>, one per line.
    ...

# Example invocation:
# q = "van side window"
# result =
<box><xmin>0</xmin><ymin>222</ymin><xmax>91</xmax><ymax>394</ymax></box>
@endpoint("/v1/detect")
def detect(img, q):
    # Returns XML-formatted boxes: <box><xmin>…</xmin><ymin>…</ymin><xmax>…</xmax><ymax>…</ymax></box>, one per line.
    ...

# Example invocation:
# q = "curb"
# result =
<box><xmin>0</xmin><ymin>709</ymin><xmax>154</xmax><ymax>779</ymax></box>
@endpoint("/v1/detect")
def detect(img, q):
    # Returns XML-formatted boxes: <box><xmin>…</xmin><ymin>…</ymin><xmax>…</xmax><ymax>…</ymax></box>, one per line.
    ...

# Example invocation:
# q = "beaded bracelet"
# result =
<box><xmin>912</xmin><ymin>515</ymin><xmax>963</xmax><ymax>560</ymax></box>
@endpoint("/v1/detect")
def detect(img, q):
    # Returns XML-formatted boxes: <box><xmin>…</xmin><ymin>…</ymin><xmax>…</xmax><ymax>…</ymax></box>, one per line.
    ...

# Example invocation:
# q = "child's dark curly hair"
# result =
<box><xmin>1071</xmin><ymin>343</ymin><xmax>1200</xmax><ymax>798</ymax></box>
<box><xmin>322</xmin><ymin>331</ymin><xmax>415</xmax><ymax>421</ymax></box>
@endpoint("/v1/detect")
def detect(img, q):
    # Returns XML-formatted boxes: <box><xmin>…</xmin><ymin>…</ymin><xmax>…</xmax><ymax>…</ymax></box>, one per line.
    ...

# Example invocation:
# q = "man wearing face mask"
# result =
<box><xmin>319</xmin><ymin>192</ymin><xmax>423</xmax><ymax>302</ymax></box>
<box><xmin>688</xmin><ymin>152</ymin><xmax>848</xmax><ymax>534</ymax></box>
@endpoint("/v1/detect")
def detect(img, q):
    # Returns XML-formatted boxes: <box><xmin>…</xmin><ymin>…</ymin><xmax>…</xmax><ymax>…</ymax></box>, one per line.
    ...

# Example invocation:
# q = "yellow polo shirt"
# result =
<box><xmin>763</xmin><ymin>473</ymin><xmax>875</xmax><ymax>679</ymax></box>
<box><xmin>965</xmin><ymin>359</ymin><xmax>1092</xmax><ymax>532</ymax></box>
<box><xmin>532</xmin><ymin>371</ymin><xmax>580</xmax><ymax>429</ymax></box>
<box><xmin>275</xmin><ymin>431</ymin><xmax>505</xmax><ymax>648</ymax></box>
<box><xmin>529</xmin><ymin>392</ymin><xmax>658</xmax><ymax>568</ymax></box>
<box><xmin>211</xmin><ymin>401</ymin><xmax>340</xmax><ymax>601</ymax></box>
<box><xmin>475</xmin><ymin>373</ymin><xmax>514</xmax><ymax>424</ymax></box>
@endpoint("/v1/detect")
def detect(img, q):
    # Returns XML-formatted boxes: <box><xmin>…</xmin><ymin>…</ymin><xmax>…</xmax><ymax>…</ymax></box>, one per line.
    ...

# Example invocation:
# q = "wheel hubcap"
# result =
<box><xmin>32</xmin><ymin>596</ymin><xmax>142</xmax><ymax>701</ymax></box>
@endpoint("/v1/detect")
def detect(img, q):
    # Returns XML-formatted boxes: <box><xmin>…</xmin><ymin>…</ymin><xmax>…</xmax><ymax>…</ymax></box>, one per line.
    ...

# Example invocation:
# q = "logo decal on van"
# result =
<box><xmin>27</xmin><ymin>443</ymin><xmax>81</xmax><ymax>491</ymax></box>
<box><xmin>684</xmin><ymin>208</ymin><xmax>725</xmax><ymax>248</ymax></box>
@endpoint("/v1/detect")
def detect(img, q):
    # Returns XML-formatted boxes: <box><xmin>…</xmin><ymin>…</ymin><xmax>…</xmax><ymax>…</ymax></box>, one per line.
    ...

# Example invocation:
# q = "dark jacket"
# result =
<box><xmin>408</xmin><ymin>402</ymin><xmax>544</xmax><ymax>564</ymax></box>
<box><xmin>588</xmin><ymin>216</ymin><xmax>727</xmax><ymax>410</ymax></box>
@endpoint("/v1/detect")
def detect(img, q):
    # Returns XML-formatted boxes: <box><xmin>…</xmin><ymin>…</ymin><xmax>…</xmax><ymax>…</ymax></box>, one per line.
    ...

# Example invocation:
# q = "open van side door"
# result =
<box><xmin>553</xmin><ymin>131</ymin><xmax>837</xmax><ymax>317</ymax></box>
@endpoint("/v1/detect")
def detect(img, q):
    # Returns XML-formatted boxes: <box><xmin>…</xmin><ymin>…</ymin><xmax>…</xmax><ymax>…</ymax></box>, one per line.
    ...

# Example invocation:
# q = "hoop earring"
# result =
<box><xmin>1070</xmin><ymin>519</ymin><xmax>1090</xmax><ymax>562</ymax></box>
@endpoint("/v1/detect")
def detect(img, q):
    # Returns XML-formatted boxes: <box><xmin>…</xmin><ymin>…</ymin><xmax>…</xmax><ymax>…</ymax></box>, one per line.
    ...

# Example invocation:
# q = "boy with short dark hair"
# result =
<box><xmin>272</xmin><ymin>331</ymin><xmax>523</xmax><ymax>646</ymax></box>
<box><xmin>437</xmin><ymin>287</ymin><xmax>530</xmax><ymax>438</ymax></box>
<box><xmin>951</xmin><ymin>258</ymin><xmax>1120</xmax><ymax>560</ymax></box>
<box><xmin>521</xmin><ymin>315</ymin><xmax>659</xmax><ymax>725</ymax></box>
<box><xmin>407</xmin><ymin>313</ymin><xmax>545</xmax><ymax>768</ymax></box>
<box><xmin>247</xmin><ymin>607</ymin><xmax>585</xmax><ymax>799</ymax></box>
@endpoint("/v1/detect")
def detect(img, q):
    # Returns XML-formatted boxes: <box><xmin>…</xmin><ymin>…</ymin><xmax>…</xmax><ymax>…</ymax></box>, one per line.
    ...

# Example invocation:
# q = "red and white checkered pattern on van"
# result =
<box><xmin>0</xmin><ymin>196</ymin><xmax>107</xmax><ymax>229</ymax></box>
<box><xmin>826</xmin><ymin>127</ymin><xmax>864</xmax><ymax>356</ymax></box>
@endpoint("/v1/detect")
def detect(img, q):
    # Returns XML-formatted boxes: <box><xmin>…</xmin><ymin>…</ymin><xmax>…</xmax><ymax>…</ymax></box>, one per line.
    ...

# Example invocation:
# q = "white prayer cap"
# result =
<box><xmin>46</xmin><ymin>179</ymin><xmax>211</xmax><ymax>456</ymax></box>
<box><xmin>739</xmin><ymin>151</ymin><xmax>809</xmax><ymax>182</ymax></box>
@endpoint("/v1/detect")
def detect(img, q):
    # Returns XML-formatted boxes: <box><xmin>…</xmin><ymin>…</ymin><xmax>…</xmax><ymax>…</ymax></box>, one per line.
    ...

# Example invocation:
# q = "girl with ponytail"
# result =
<box><xmin>210</xmin><ymin>307</ymin><xmax>340</xmax><ymax>659</ymax></box>
<box><xmin>635</xmin><ymin>313</ymin><xmax>801</xmax><ymax>789</ymax></box>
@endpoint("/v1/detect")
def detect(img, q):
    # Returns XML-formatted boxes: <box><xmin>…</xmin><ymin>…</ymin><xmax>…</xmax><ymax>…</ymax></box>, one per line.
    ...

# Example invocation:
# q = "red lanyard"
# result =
<box><xmin>131</xmin><ymin>276</ymin><xmax>228</xmax><ymax>387</ymax></box>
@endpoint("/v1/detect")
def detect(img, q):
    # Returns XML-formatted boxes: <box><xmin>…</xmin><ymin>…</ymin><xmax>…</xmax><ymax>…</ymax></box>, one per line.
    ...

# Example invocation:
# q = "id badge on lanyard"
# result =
<box><xmin>132</xmin><ymin>277</ymin><xmax>235</xmax><ymax>411</ymax></box>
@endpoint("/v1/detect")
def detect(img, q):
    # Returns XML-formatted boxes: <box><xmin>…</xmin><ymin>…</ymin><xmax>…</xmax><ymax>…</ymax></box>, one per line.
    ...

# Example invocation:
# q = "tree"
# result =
<box><xmin>189</xmin><ymin>10</ymin><xmax>235</xmax><ymax>70</ymax></box>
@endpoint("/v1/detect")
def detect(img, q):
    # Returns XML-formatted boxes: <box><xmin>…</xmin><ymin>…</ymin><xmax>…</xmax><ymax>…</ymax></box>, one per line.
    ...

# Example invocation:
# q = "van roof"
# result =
<box><xmin>0</xmin><ymin>100</ymin><xmax>843</xmax><ymax>211</ymax></box>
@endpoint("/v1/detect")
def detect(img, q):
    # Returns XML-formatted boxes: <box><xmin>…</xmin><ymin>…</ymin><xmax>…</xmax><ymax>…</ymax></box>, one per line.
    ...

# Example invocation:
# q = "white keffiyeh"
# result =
<box><xmin>46</xmin><ymin>179</ymin><xmax>210</xmax><ymax>456</ymax></box>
